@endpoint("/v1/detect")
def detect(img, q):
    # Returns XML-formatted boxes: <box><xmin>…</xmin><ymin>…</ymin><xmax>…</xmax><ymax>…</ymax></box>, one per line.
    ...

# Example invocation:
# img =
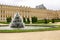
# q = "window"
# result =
<box><xmin>1</xmin><ymin>10</ymin><xmax>2</xmax><ymax>13</ymax></box>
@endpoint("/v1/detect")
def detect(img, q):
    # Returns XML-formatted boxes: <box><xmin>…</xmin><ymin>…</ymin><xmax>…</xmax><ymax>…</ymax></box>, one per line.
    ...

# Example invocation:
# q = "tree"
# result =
<box><xmin>31</xmin><ymin>16</ymin><xmax>37</xmax><ymax>23</ymax></box>
<box><xmin>6</xmin><ymin>17</ymin><xmax>12</xmax><ymax>23</ymax></box>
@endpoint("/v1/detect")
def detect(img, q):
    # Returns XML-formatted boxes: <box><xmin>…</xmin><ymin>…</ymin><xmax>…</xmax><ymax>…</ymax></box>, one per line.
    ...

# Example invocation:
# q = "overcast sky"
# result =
<box><xmin>0</xmin><ymin>0</ymin><xmax>60</xmax><ymax>10</ymax></box>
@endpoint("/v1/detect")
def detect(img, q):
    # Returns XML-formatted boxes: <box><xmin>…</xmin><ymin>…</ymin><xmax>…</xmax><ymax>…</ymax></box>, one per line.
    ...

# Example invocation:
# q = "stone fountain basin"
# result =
<box><xmin>0</xmin><ymin>24</ymin><xmax>55</xmax><ymax>30</ymax></box>
<box><xmin>0</xmin><ymin>25</ymin><xmax>52</xmax><ymax>30</ymax></box>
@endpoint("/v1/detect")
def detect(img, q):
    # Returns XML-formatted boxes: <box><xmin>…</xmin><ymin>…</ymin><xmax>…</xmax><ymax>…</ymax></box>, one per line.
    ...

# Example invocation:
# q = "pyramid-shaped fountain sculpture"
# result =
<box><xmin>9</xmin><ymin>13</ymin><xmax>24</xmax><ymax>28</ymax></box>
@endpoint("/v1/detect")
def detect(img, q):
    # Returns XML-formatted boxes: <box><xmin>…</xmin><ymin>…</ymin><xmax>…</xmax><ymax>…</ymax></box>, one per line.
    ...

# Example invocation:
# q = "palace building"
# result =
<box><xmin>0</xmin><ymin>4</ymin><xmax>60</xmax><ymax>22</ymax></box>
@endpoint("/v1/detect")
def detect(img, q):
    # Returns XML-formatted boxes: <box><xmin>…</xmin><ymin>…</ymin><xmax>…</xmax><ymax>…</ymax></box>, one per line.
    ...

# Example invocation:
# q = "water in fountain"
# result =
<box><xmin>9</xmin><ymin>12</ymin><xmax>25</xmax><ymax>28</ymax></box>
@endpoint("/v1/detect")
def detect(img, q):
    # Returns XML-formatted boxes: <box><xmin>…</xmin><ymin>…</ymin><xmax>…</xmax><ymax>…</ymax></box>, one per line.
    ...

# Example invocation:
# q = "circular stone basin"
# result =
<box><xmin>0</xmin><ymin>26</ymin><xmax>51</xmax><ymax>30</ymax></box>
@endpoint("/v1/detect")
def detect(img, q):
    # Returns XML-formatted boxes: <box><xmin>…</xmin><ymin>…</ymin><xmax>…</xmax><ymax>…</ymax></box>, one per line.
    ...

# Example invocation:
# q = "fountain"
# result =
<box><xmin>0</xmin><ymin>12</ymin><xmax>52</xmax><ymax>30</ymax></box>
<box><xmin>9</xmin><ymin>12</ymin><xmax>24</xmax><ymax>28</ymax></box>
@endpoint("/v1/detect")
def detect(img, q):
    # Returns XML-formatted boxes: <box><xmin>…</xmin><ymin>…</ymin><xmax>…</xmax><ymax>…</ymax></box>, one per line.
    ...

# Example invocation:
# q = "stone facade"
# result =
<box><xmin>0</xmin><ymin>4</ymin><xmax>59</xmax><ymax>22</ymax></box>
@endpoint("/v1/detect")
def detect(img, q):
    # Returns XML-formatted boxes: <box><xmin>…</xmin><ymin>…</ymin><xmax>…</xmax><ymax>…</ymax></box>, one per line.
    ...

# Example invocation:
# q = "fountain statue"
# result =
<box><xmin>9</xmin><ymin>13</ymin><xmax>24</xmax><ymax>28</ymax></box>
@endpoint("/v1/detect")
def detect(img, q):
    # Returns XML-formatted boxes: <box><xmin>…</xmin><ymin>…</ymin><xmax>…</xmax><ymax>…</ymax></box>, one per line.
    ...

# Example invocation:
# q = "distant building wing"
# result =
<box><xmin>36</xmin><ymin>4</ymin><xmax>46</xmax><ymax>9</ymax></box>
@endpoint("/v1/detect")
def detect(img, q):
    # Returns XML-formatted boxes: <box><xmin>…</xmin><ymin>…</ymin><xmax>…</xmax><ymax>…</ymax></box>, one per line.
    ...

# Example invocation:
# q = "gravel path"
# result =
<box><xmin>0</xmin><ymin>30</ymin><xmax>60</xmax><ymax>40</ymax></box>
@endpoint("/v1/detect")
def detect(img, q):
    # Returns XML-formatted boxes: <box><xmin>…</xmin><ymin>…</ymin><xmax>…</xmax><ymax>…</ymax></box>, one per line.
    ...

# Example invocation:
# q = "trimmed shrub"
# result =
<box><xmin>6</xmin><ymin>17</ymin><xmax>12</xmax><ymax>23</ymax></box>
<box><xmin>27</xmin><ymin>18</ymin><xmax>30</xmax><ymax>23</ymax></box>
<box><xmin>44</xmin><ymin>19</ymin><xmax>48</xmax><ymax>24</ymax></box>
<box><xmin>23</xmin><ymin>17</ymin><xmax>26</xmax><ymax>23</ymax></box>
<box><xmin>52</xmin><ymin>19</ymin><xmax>55</xmax><ymax>23</ymax></box>
<box><xmin>31</xmin><ymin>16</ymin><xmax>37</xmax><ymax>23</ymax></box>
